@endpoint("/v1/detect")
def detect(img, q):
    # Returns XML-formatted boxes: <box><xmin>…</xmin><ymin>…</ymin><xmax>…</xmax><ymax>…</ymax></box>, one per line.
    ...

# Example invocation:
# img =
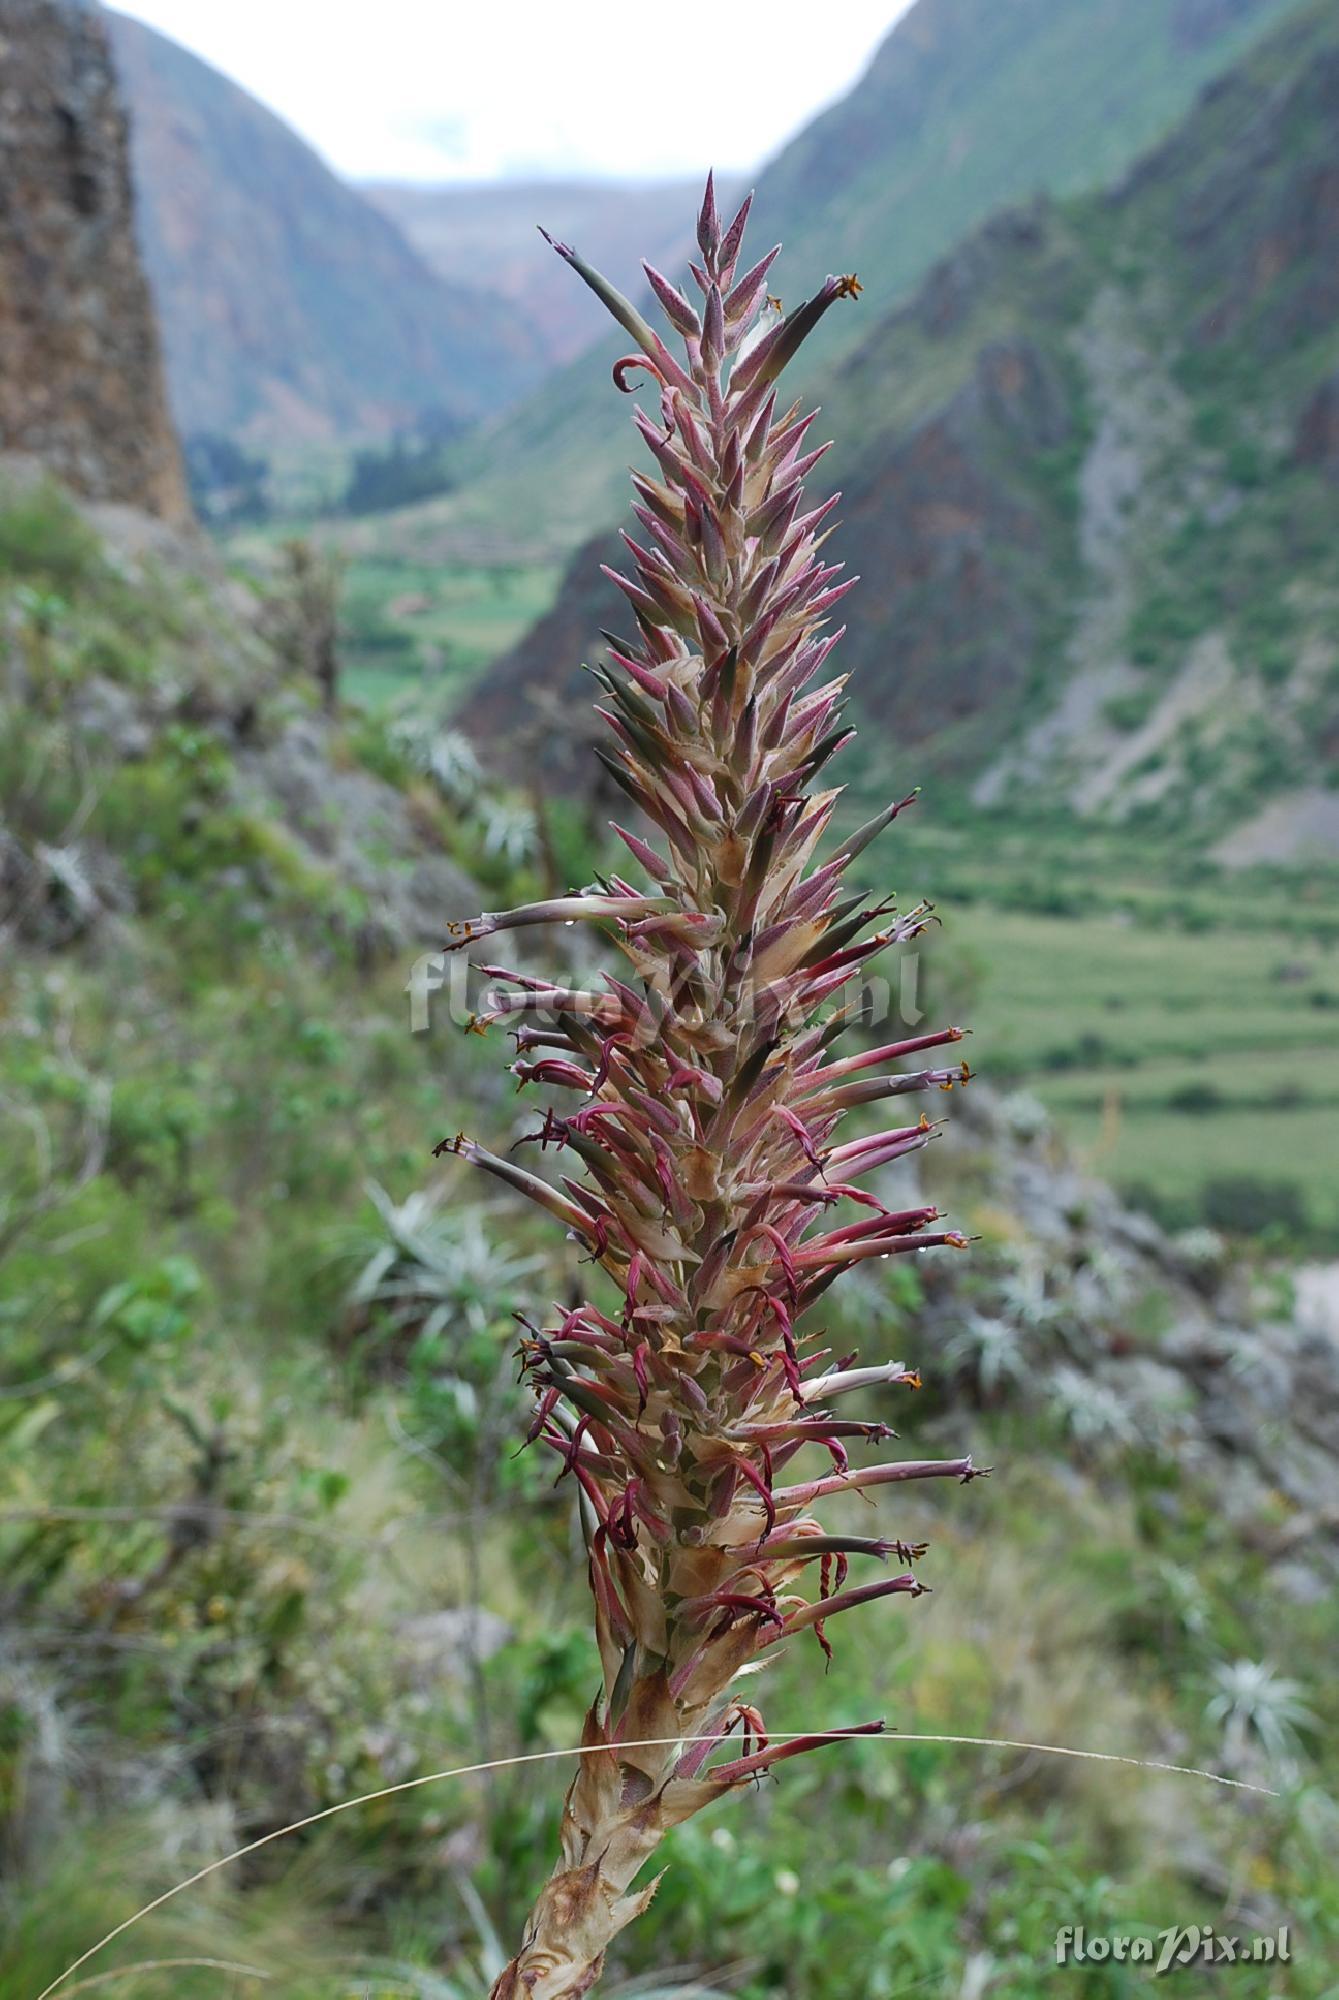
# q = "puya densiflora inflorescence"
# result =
<box><xmin>440</xmin><ymin>176</ymin><xmax>987</xmax><ymax>2000</ymax></box>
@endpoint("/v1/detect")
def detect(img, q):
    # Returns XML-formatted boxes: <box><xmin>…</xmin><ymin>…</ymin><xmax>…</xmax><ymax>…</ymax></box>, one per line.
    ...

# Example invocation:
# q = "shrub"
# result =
<box><xmin>0</xmin><ymin>482</ymin><xmax>102</xmax><ymax>591</ymax></box>
<box><xmin>1201</xmin><ymin>1175</ymin><xmax>1308</xmax><ymax>1238</ymax></box>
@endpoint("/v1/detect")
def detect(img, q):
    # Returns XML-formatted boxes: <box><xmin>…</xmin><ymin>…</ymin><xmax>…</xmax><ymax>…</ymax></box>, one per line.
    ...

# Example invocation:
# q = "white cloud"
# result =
<box><xmin>109</xmin><ymin>0</ymin><xmax>913</xmax><ymax>183</ymax></box>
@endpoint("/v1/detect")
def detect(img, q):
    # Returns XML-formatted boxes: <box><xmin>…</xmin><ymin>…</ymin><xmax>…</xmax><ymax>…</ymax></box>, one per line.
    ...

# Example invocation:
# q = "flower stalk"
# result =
<box><xmin>443</xmin><ymin>176</ymin><xmax>986</xmax><ymax>2000</ymax></box>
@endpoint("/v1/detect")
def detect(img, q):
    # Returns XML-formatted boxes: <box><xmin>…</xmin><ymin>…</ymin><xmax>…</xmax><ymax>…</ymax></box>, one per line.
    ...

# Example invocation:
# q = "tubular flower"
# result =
<box><xmin>444</xmin><ymin>175</ymin><xmax>988</xmax><ymax>2000</ymax></box>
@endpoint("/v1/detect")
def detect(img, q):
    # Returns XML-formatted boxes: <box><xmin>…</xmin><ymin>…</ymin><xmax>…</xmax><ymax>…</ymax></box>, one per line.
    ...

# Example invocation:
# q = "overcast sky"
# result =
<box><xmin>110</xmin><ymin>1</ymin><xmax>914</xmax><ymax>183</ymax></box>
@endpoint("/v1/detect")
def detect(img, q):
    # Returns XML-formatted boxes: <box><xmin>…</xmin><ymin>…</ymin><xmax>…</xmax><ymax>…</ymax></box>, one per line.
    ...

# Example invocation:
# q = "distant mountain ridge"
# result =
<box><xmin>416</xmin><ymin>0</ymin><xmax>1308</xmax><ymax>557</ymax></box>
<box><xmin>105</xmin><ymin>9</ymin><xmax>548</xmax><ymax>446</ymax></box>
<box><xmin>365</xmin><ymin>177</ymin><xmax>712</xmax><ymax>368</ymax></box>
<box><xmin>462</xmin><ymin>0</ymin><xmax>1339</xmax><ymax>862</ymax></box>
<box><xmin>103</xmin><ymin>0</ymin><xmax>1304</xmax><ymax>470</ymax></box>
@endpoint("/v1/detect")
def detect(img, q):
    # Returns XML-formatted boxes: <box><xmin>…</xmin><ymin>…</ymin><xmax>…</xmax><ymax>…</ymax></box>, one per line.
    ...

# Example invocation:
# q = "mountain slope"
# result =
<box><xmin>5</xmin><ymin>480</ymin><xmax>1339</xmax><ymax>1996</ymax></box>
<box><xmin>400</xmin><ymin>0</ymin><xmax>1307</xmax><ymax>558</ymax></box>
<box><xmin>365</xmin><ymin>177</ymin><xmax>709</xmax><ymax>368</ymax></box>
<box><xmin>105</xmin><ymin>10</ymin><xmax>548</xmax><ymax>447</ymax></box>
<box><xmin>463</xmin><ymin>0</ymin><xmax>1339</xmax><ymax>861</ymax></box>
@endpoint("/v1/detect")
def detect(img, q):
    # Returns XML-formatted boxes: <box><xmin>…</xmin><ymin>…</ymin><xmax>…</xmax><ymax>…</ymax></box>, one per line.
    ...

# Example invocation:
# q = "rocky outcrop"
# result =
<box><xmin>0</xmin><ymin>0</ymin><xmax>189</xmax><ymax>521</ymax></box>
<box><xmin>0</xmin><ymin>465</ymin><xmax>479</xmax><ymax>961</ymax></box>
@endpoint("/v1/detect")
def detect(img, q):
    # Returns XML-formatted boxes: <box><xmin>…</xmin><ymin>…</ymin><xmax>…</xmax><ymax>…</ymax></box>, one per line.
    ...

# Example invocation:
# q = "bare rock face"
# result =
<box><xmin>0</xmin><ymin>0</ymin><xmax>189</xmax><ymax>522</ymax></box>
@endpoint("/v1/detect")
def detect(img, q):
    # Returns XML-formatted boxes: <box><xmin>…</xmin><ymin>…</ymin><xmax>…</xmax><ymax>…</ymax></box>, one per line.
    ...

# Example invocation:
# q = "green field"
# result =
<box><xmin>335</xmin><ymin>554</ymin><xmax>562</xmax><ymax>710</ymax></box>
<box><xmin>848</xmin><ymin>813</ymin><xmax>1339</xmax><ymax>1241</ymax></box>
<box><xmin>222</xmin><ymin>512</ymin><xmax>563</xmax><ymax>714</ymax></box>
<box><xmin>945</xmin><ymin>903</ymin><xmax>1339</xmax><ymax>1234</ymax></box>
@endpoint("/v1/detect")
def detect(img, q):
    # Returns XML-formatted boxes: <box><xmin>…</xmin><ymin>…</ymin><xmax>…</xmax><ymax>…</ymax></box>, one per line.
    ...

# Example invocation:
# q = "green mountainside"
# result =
<box><xmin>105</xmin><ymin>11</ymin><xmax>548</xmax><ymax>447</ymax></box>
<box><xmin>464</xmin><ymin>0</ymin><xmax>1339</xmax><ymax>862</ymax></box>
<box><xmin>389</xmin><ymin>0</ymin><xmax>1309</xmax><ymax>559</ymax></box>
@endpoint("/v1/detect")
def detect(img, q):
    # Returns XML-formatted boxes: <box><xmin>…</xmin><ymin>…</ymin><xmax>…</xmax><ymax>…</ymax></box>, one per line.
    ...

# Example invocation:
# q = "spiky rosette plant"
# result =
<box><xmin>439</xmin><ymin>177</ymin><xmax>987</xmax><ymax>2000</ymax></box>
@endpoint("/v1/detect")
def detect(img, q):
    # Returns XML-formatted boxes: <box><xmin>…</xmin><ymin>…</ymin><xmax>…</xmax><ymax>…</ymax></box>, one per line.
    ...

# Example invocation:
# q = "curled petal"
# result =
<box><xmin>541</xmin><ymin>226</ymin><xmax>696</xmax><ymax>397</ymax></box>
<box><xmin>613</xmin><ymin>352</ymin><xmax>668</xmax><ymax>393</ymax></box>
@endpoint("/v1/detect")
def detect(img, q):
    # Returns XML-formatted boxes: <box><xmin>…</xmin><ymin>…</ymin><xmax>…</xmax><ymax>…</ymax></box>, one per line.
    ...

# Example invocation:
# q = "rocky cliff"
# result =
<box><xmin>0</xmin><ymin>0</ymin><xmax>188</xmax><ymax>521</ymax></box>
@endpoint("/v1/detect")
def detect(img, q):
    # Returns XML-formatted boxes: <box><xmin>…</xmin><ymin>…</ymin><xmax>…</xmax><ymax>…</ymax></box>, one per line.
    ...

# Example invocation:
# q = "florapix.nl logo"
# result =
<box><xmin>404</xmin><ymin>945</ymin><xmax>927</xmax><ymax>1039</ymax></box>
<box><xmin>1055</xmin><ymin>1925</ymin><xmax>1291</xmax><ymax>1974</ymax></box>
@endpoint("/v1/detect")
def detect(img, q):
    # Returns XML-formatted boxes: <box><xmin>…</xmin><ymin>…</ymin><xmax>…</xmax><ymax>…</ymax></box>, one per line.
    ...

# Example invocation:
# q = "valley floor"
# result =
<box><xmin>312</xmin><ymin>542</ymin><xmax>1339</xmax><ymax>1252</ymax></box>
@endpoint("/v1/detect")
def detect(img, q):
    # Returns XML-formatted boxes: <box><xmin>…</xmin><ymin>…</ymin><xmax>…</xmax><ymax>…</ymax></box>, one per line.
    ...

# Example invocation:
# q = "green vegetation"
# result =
<box><xmin>255</xmin><ymin>508</ymin><xmax>1339</xmax><ymax>1258</ymax></box>
<box><xmin>220</xmin><ymin>513</ymin><xmax>564</xmax><ymax>712</ymax></box>
<box><xmin>961</xmin><ymin>903</ymin><xmax>1339</xmax><ymax>1241</ymax></box>
<box><xmin>338</xmin><ymin>410</ymin><xmax>465</xmax><ymax>517</ymax></box>
<box><xmin>855</xmin><ymin>812</ymin><xmax>1339</xmax><ymax>1246</ymax></box>
<box><xmin>8</xmin><ymin>0</ymin><xmax>1339</xmax><ymax>1987</ymax></box>
<box><xmin>182</xmin><ymin>432</ymin><xmax>271</xmax><ymax>527</ymax></box>
<box><xmin>2</xmin><ymin>480</ymin><xmax>1337</xmax><ymax>1995</ymax></box>
<box><xmin>335</xmin><ymin>554</ymin><xmax>562</xmax><ymax>710</ymax></box>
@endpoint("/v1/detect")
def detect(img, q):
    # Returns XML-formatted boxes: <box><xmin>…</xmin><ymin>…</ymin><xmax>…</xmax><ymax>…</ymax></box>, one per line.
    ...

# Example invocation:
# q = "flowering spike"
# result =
<box><xmin>463</xmin><ymin>190</ymin><xmax>985</xmax><ymax>2000</ymax></box>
